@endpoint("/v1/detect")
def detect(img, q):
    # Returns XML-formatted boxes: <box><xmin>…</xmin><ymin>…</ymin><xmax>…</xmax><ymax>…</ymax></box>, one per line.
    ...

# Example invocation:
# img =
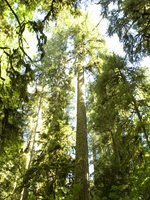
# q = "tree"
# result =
<box><xmin>40</xmin><ymin>11</ymin><xmax>105</xmax><ymax>199</ymax></box>
<box><xmin>1</xmin><ymin>2</ymin><xmax>150</xmax><ymax>199</ymax></box>
<box><xmin>0</xmin><ymin>0</ymin><xmax>82</xmax><ymax>154</ymax></box>
<box><xmin>96</xmin><ymin>0</ymin><xmax>150</xmax><ymax>62</ymax></box>
<box><xmin>63</xmin><ymin>14</ymin><xmax>104</xmax><ymax>200</ymax></box>
<box><xmin>17</xmin><ymin>29</ymin><xmax>76</xmax><ymax>199</ymax></box>
<box><xmin>87</xmin><ymin>53</ymin><xmax>150</xmax><ymax>199</ymax></box>
<box><xmin>75</xmin><ymin>42</ymin><xmax>89</xmax><ymax>200</ymax></box>
<box><xmin>0</xmin><ymin>2</ymin><xmax>81</xmax><ymax>199</ymax></box>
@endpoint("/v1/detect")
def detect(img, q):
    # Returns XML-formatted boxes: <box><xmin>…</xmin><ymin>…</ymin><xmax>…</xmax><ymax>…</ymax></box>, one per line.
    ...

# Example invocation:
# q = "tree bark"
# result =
<box><xmin>75</xmin><ymin>63</ymin><xmax>89</xmax><ymax>200</ymax></box>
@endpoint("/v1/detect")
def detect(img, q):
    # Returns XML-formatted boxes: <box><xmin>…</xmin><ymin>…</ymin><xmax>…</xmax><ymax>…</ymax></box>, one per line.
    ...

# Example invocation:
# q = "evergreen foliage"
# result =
<box><xmin>0</xmin><ymin>1</ymin><xmax>150</xmax><ymax>200</ymax></box>
<box><xmin>96</xmin><ymin>0</ymin><xmax>150</xmax><ymax>62</ymax></box>
<box><xmin>88</xmin><ymin>54</ymin><xmax>150</xmax><ymax>200</ymax></box>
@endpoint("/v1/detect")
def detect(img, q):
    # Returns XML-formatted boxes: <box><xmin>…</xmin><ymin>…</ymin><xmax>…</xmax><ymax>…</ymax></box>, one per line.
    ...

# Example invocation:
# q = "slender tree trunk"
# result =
<box><xmin>75</xmin><ymin>63</ymin><xmax>89</xmax><ymax>200</ymax></box>
<box><xmin>91</xmin><ymin>133</ymin><xmax>97</xmax><ymax>186</ymax></box>
<box><xmin>20</xmin><ymin>94</ymin><xmax>43</xmax><ymax>200</ymax></box>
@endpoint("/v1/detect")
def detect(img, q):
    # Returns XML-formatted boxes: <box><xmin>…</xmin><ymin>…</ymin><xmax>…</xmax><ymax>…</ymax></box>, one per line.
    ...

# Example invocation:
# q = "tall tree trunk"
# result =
<box><xmin>75</xmin><ymin>63</ymin><xmax>89</xmax><ymax>200</ymax></box>
<box><xmin>91</xmin><ymin>133</ymin><xmax>97</xmax><ymax>186</ymax></box>
<box><xmin>20</xmin><ymin>94</ymin><xmax>43</xmax><ymax>200</ymax></box>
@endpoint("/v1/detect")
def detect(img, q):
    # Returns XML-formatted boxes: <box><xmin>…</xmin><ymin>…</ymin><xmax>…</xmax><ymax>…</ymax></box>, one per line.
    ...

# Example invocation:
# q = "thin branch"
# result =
<box><xmin>42</xmin><ymin>0</ymin><xmax>55</xmax><ymax>22</ymax></box>
<box><xmin>0</xmin><ymin>47</ymin><xmax>10</xmax><ymax>50</ymax></box>
<box><xmin>4</xmin><ymin>0</ymin><xmax>21</xmax><ymax>26</ymax></box>
<box><xmin>92</xmin><ymin>18</ymin><xmax>103</xmax><ymax>32</ymax></box>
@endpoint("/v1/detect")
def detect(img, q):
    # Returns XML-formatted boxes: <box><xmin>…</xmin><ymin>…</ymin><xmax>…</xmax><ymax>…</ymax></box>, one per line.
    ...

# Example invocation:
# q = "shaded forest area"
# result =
<box><xmin>0</xmin><ymin>0</ymin><xmax>150</xmax><ymax>199</ymax></box>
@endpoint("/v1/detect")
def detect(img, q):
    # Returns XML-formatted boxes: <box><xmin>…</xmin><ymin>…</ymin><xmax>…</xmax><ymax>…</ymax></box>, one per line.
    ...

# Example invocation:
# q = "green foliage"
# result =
<box><xmin>97</xmin><ymin>0</ymin><xmax>150</xmax><ymax>61</ymax></box>
<box><xmin>0</xmin><ymin>2</ymin><xmax>81</xmax><ymax>199</ymax></box>
<box><xmin>17</xmin><ymin>19</ymin><xmax>77</xmax><ymax>199</ymax></box>
<box><xmin>0</xmin><ymin>2</ymin><xmax>150</xmax><ymax>200</ymax></box>
<box><xmin>88</xmin><ymin>53</ymin><xmax>150</xmax><ymax>200</ymax></box>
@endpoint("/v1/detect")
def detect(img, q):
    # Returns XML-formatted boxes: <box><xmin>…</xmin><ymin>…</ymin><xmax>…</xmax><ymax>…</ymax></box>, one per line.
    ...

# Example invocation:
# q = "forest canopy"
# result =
<box><xmin>0</xmin><ymin>0</ymin><xmax>150</xmax><ymax>200</ymax></box>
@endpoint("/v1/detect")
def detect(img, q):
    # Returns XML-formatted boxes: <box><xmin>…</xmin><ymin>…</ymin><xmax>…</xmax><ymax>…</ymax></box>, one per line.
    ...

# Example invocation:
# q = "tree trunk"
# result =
<box><xmin>91</xmin><ymin>133</ymin><xmax>97</xmax><ymax>186</ymax></box>
<box><xmin>75</xmin><ymin>63</ymin><xmax>89</xmax><ymax>200</ymax></box>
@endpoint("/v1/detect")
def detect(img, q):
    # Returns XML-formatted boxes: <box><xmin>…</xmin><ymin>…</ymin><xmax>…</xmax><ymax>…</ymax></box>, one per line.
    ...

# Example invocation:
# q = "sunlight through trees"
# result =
<box><xmin>0</xmin><ymin>0</ymin><xmax>150</xmax><ymax>199</ymax></box>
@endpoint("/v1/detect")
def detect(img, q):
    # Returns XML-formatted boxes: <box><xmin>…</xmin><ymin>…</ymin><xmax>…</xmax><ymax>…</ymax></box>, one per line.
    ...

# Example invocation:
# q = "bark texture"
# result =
<box><xmin>75</xmin><ymin>64</ymin><xmax>89</xmax><ymax>200</ymax></box>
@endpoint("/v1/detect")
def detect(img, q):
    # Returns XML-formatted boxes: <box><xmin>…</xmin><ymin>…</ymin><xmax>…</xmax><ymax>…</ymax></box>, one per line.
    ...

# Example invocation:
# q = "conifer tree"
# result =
<box><xmin>88</xmin><ymin>54</ymin><xmax>150</xmax><ymax>199</ymax></box>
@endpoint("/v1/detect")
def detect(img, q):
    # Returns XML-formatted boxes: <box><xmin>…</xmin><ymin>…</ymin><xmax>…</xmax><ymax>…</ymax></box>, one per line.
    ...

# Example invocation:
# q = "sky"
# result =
<box><xmin>82</xmin><ymin>1</ymin><xmax>150</xmax><ymax>175</ymax></box>
<box><xmin>25</xmin><ymin>1</ymin><xmax>150</xmax><ymax>71</ymax></box>
<box><xmin>26</xmin><ymin>1</ymin><xmax>150</xmax><ymax>176</ymax></box>
<box><xmin>85</xmin><ymin>2</ymin><xmax>150</xmax><ymax>71</ymax></box>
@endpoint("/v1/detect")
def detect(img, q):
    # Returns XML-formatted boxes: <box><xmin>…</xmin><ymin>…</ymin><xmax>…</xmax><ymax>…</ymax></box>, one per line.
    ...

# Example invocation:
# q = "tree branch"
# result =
<box><xmin>4</xmin><ymin>0</ymin><xmax>21</xmax><ymax>26</ymax></box>
<box><xmin>0</xmin><ymin>47</ymin><xmax>10</xmax><ymax>50</ymax></box>
<box><xmin>42</xmin><ymin>0</ymin><xmax>55</xmax><ymax>22</ymax></box>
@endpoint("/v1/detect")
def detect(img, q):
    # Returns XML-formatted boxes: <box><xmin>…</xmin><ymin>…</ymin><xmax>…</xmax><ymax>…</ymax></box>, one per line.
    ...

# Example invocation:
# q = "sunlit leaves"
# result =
<box><xmin>97</xmin><ymin>0</ymin><xmax>150</xmax><ymax>61</ymax></box>
<box><xmin>87</xmin><ymin>53</ymin><xmax>150</xmax><ymax>199</ymax></box>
